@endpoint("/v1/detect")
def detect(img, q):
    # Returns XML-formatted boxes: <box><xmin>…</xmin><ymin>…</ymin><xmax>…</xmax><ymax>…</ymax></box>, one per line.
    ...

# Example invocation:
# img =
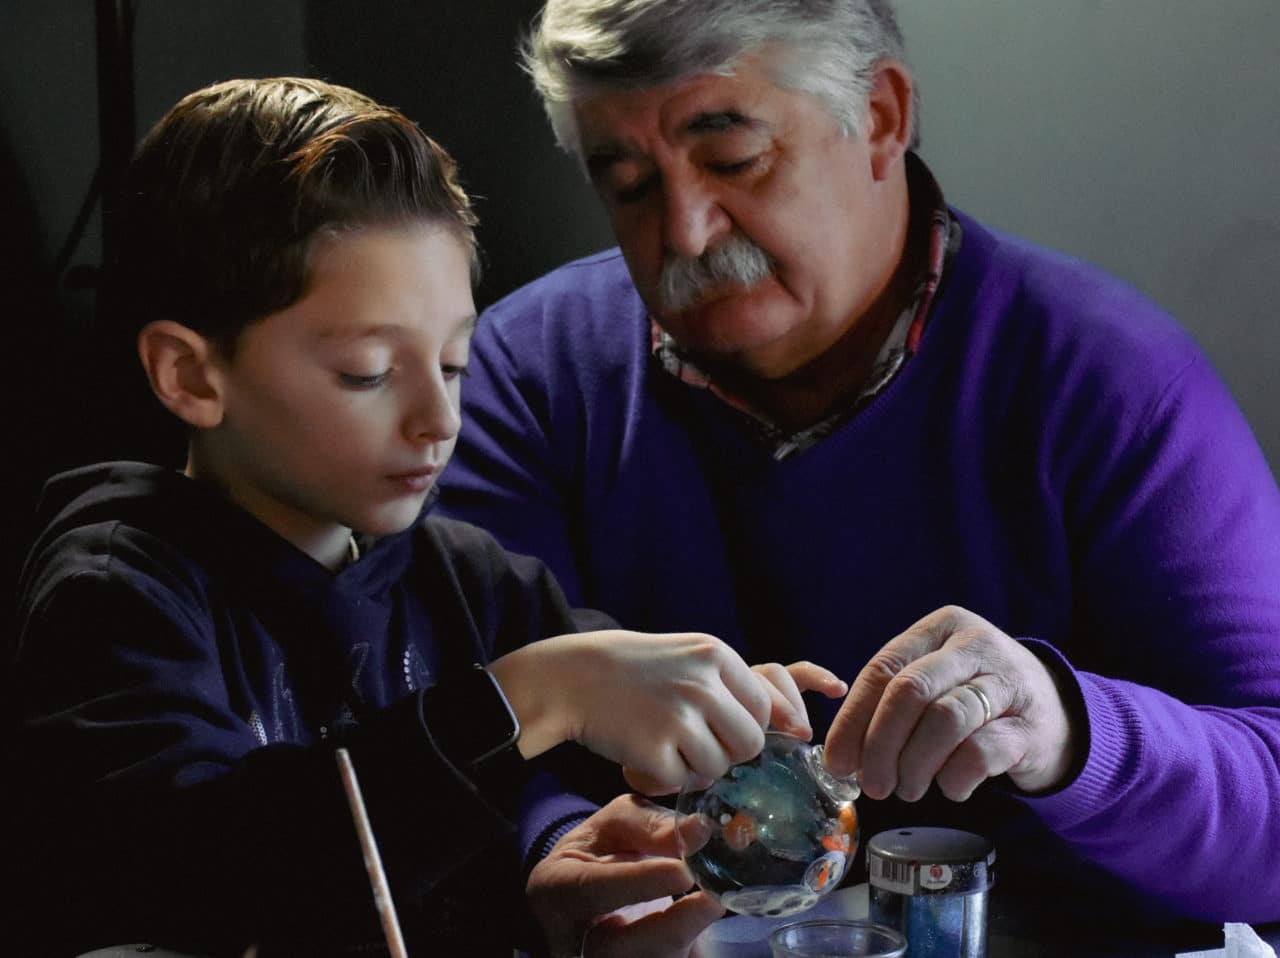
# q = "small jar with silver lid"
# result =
<box><xmin>867</xmin><ymin>827</ymin><xmax>995</xmax><ymax>957</ymax></box>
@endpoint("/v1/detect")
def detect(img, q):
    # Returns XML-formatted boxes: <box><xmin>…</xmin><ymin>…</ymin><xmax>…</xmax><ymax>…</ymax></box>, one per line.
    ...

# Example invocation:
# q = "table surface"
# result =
<box><xmin>73</xmin><ymin>886</ymin><xmax>1280</xmax><ymax>957</ymax></box>
<box><xmin>695</xmin><ymin>885</ymin><xmax>1280</xmax><ymax>958</ymax></box>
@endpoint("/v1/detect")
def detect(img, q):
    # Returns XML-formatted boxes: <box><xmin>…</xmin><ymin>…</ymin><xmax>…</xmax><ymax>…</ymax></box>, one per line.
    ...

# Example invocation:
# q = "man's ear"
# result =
<box><xmin>136</xmin><ymin>320</ymin><xmax>226</xmax><ymax>429</ymax></box>
<box><xmin>864</xmin><ymin>59</ymin><xmax>914</xmax><ymax>181</ymax></box>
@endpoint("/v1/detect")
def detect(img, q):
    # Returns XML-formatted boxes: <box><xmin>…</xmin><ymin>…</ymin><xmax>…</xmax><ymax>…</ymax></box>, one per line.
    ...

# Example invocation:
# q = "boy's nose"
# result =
<box><xmin>405</xmin><ymin>379</ymin><xmax>461</xmax><ymax>443</ymax></box>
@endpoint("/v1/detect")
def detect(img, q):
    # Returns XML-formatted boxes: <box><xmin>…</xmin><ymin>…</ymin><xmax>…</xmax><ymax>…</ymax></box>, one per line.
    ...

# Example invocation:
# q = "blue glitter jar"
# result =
<box><xmin>867</xmin><ymin>828</ymin><xmax>995</xmax><ymax>958</ymax></box>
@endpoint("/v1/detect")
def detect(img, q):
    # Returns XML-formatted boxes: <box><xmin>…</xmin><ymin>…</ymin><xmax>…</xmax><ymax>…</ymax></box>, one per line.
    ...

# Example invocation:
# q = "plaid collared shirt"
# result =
<box><xmin>652</xmin><ymin>154</ymin><xmax>962</xmax><ymax>460</ymax></box>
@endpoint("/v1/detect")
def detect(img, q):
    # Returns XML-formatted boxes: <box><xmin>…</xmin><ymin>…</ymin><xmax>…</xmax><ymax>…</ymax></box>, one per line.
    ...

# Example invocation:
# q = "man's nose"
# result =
<box><xmin>661</xmin><ymin>175</ymin><xmax>730</xmax><ymax>260</ymax></box>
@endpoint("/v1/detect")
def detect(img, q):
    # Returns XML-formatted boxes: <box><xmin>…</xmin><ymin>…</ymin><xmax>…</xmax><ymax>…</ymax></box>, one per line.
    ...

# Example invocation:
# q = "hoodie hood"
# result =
<box><xmin>18</xmin><ymin>462</ymin><xmax>419</xmax><ymax>660</ymax></box>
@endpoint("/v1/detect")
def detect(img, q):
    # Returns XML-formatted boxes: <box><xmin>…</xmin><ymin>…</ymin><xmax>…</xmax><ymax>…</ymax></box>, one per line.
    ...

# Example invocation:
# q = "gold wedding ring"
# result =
<box><xmin>962</xmin><ymin>682</ymin><xmax>993</xmax><ymax>725</ymax></box>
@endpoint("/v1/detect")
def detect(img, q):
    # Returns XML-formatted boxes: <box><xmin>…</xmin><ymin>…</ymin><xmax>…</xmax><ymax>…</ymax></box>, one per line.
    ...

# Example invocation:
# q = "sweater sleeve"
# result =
<box><xmin>1020</xmin><ymin>351</ymin><xmax>1280</xmax><ymax>923</ymax></box>
<box><xmin>425</xmin><ymin>520</ymin><xmax>631</xmax><ymax>872</ymax></box>
<box><xmin>8</xmin><ymin>563</ymin><xmax>521</xmax><ymax>956</ymax></box>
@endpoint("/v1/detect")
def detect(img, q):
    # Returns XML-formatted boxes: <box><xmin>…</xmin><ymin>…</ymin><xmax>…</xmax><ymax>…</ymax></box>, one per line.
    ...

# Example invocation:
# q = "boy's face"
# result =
<box><xmin>196</xmin><ymin>222</ymin><xmax>476</xmax><ymax>563</ymax></box>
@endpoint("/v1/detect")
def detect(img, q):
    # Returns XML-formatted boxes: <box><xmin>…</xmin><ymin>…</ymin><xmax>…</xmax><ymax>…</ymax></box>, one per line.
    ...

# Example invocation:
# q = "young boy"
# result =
<box><xmin>7</xmin><ymin>78</ymin><xmax>841</xmax><ymax>957</ymax></box>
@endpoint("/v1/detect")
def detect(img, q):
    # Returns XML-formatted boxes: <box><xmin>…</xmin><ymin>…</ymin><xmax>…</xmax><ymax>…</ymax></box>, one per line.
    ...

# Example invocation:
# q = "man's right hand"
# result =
<box><xmin>526</xmin><ymin>794</ymin><xmax>725</xmax><ymax>958</ymax></box>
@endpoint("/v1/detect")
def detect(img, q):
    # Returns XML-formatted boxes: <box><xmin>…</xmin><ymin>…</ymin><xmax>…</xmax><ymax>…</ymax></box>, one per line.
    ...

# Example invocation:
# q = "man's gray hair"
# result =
<box><xmin>523</xmin><ymin>0</ymin><xmax>919</xmax><ymax>157</ymax></box>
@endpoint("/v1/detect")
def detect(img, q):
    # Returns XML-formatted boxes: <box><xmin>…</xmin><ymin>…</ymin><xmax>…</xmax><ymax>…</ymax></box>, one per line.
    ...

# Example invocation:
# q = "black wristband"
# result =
<box><xmin>422</xmin><ymin>664</ymin><xmax>527</xmax><ymax>794</ymax></box>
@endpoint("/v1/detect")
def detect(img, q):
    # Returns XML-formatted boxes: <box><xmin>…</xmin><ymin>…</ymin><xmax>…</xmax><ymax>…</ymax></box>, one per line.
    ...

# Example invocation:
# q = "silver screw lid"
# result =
<box><xmin>867</xmin><ymin>827</ymin><xmax>995</xmax><ymax>895</ymax></box>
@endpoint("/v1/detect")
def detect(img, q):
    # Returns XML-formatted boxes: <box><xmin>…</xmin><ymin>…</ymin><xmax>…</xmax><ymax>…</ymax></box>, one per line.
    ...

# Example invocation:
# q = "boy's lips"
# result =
<box><xmin>388</xmin><ymin>465</ymin><xmax>438</xmax><ymax>479</ymax></box>
<box><xmin>387</xmin><ymin>465</ymin><xmax>439</xmax><ymax>492</ymax></box>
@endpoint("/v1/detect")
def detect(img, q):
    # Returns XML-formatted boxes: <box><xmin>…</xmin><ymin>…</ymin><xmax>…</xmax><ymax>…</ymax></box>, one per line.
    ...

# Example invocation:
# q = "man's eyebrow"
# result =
<box><xmin>684</xmin><ymin>109</ymin><xmax>758</xmax><ymax>134</ymax></box>
<box><xmin>584</xmin><ymin>110</ymin><xmax>762</xmax><ymax>177</ymax></box>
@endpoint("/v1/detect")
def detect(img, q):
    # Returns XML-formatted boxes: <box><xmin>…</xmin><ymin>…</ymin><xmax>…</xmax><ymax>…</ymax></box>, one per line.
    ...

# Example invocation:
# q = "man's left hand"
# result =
<box><xmin>823</xmin><ymin>605</ymin><xmax>1077</xmax><ymax>801</ymax></box>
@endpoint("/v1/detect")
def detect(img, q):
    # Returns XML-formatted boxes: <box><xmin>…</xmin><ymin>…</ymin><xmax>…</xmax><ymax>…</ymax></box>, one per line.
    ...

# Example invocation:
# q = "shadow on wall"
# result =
<box><xmin>1</xmin><ymin>126</ymin><xmax>177</xmax><ymax>634</ymax></box>
<box><xmin>2</xmin><ymin>0</ymin><xmax>306</xmax><ymax>632</ymax></box>
<box><xmin>303</xmin><ymin>0</ymin><xmax>613</xmax><ymax>312</ymax></box>
<box><xmin>1</xmin><ymin>129</ymin><xmax>96</xmax><ymax>630</ymax></box>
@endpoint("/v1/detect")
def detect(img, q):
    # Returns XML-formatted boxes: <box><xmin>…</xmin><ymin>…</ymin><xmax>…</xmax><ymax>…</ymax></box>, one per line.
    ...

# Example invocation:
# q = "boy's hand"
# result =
<box><xmin>751</xmin><ymin>660</ymin><xmax>848</xmax><ymax>740</ymax></box>
<box><xmin>494</xmin><ymin>630</ymin><xmax>773</xmax><ymax>793</ymax></box>
<box><xmin>526</xmin><ymin>794</ymin><xmax>724</xmax><ymax>958</ymax></box>
<box><xmin>621</xmin><ymin>658</ymin><xmax>846</xmax><ymax>792</ymax></box>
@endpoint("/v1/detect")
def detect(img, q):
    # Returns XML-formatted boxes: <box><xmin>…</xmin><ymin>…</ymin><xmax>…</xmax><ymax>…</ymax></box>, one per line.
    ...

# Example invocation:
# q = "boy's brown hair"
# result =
<box><xmin>110</xmin><ymin>77</ymin><xmax>478</xmax><ymax>354</ymax></box>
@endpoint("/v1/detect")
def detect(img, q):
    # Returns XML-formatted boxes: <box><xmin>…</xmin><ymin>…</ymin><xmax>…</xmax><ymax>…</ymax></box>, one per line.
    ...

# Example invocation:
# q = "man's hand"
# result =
<box><xmin>527</xmin><ymin>794</ymin><xmax>725</xmax><ymax>958</ymax></box>
<box><xmin>823</xmin><ymin>606</ymin><xmax>1077</xmax><ymax>800</ymax></box>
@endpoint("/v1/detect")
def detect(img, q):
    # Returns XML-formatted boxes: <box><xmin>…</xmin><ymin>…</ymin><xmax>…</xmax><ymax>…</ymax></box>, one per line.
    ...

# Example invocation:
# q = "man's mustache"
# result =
<box><xmin>657</xmin><ymin>235</ymin><xmax>775</xmax><ymax>312</ymax></box>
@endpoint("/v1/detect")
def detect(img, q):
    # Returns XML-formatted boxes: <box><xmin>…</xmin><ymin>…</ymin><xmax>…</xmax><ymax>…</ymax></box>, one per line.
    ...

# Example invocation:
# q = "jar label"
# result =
<box><xmin>869</xmin><ymin>854</ymin><xmax>916</xmax><ymax>894</ymax></box>
<box><xmin>919</xmin><ymin>862</ymin><xmax>954</xmax><ymax>890</ymax></box>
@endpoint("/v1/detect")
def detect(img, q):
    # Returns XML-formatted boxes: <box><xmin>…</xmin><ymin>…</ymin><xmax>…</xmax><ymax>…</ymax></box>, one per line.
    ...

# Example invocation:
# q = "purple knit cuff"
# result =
<box><xmin>519</xmin><ymin>770</ymin><xmax>599</xmax><ymax>874</ymax></box>
<box><xmin>1011</xmin><ymin>639</ymin><xmax>1140</xmax><ymax>830</ymax></box>
<box><xmin>1012</xmin><ymin>637</ymin><xmax>1092</xmax><ymax>795</ymax></box>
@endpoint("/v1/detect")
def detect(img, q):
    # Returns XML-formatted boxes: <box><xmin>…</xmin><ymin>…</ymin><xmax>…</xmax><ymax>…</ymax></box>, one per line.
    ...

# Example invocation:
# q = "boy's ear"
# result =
<box><xmin>136</xmin><ymin>320</ymin><xmax>226</xmax><ymax>430</ymax></box>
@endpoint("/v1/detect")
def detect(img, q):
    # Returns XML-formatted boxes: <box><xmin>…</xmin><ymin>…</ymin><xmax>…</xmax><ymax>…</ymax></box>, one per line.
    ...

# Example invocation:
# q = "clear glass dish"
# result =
<box><xmin>676</xmin><ymin>731</ymin><xmax>860</xmax><ymax>918</ymax></box>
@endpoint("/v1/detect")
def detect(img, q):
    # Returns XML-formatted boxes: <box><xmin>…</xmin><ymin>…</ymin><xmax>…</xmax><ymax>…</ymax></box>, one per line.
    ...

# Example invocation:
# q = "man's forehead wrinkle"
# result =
<box><xmin>586</xmin><ymin>102</ymin><xmax>757</xmax><ymax>148</ymax></box>
<box><xmin>576</xmin><ymin>70</ymin><xmax>774</xmax><ymax>170</ymax></box>
<box><xmin>585</xmin><ymin>110</ymin><xmax>756</xmax><ymax>156</ymax></box>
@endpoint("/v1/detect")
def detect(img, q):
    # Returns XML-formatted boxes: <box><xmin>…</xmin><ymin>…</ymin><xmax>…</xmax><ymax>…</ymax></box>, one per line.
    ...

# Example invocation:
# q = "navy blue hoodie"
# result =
<box><xmin>7</xmin><ymin>461</ymin><xmax>595</xmax><ymax>957</ymax></box>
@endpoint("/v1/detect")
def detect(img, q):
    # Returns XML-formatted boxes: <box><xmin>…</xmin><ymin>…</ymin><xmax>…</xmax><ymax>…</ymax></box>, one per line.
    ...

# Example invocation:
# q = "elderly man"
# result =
<box><xmin>438</xmin><ymin>0</ymin><xmax>1280</xmax><ymax>952</ymax></box>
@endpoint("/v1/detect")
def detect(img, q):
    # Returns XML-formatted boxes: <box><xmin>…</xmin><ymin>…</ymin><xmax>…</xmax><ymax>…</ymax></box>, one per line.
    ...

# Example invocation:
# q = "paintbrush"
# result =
<box><xmin>335</xmin><ymin>747</ymin><xmax>409</xmax><ymax>958</ymax></box>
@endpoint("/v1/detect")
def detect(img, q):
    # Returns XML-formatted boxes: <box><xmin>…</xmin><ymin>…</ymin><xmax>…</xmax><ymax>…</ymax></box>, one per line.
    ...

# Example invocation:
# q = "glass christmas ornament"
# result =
<box><xmin>676</xmin><ymin>731</ymin><xmax>860</xmax><ymax>918</ymax></box>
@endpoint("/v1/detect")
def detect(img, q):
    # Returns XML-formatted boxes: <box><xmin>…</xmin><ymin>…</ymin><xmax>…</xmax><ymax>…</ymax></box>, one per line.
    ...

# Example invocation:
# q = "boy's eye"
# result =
<box><xmin>338</xmin><ymin>370</ymin><xmax>390</xmax><ymax>389</ymax></box>
<box><xmin>441</xmin><ymin>364</ymin><xmax>470</xmax><ymax>381</ymax></box>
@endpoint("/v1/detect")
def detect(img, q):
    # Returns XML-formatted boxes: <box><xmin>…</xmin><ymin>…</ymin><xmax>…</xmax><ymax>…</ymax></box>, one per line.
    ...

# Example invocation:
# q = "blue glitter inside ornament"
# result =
<box><xmin>676</xmin><ymin>731</ymin><xmax>861</xmax><ymax>918</ymax></box>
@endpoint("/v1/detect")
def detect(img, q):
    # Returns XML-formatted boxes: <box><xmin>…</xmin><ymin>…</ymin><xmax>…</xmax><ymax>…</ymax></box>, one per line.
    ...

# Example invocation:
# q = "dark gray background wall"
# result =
<box><xmin>4</xmin><ymin>1</ymin><xmax>1277</xmax><ymax>611</ymax></box>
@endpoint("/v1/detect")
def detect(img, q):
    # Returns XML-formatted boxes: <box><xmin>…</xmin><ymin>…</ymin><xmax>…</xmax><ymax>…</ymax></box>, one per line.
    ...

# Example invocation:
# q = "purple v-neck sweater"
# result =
<box><xmin>438</xmin><ymin>208</ymin><xmax>1280</xmax><ymax>923</ymax></box>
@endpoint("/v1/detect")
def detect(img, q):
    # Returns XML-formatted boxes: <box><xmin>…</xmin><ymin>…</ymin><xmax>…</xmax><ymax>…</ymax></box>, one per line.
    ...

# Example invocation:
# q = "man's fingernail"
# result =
<box><xmin>861</xmin><ymin>776</ymin><xmax>888</xmax><ymax>798</ymax></box>
<box><xmin>822</xmin><ymin>752</ymin><xmax>853</xmax><ymax>777</ymax></box>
